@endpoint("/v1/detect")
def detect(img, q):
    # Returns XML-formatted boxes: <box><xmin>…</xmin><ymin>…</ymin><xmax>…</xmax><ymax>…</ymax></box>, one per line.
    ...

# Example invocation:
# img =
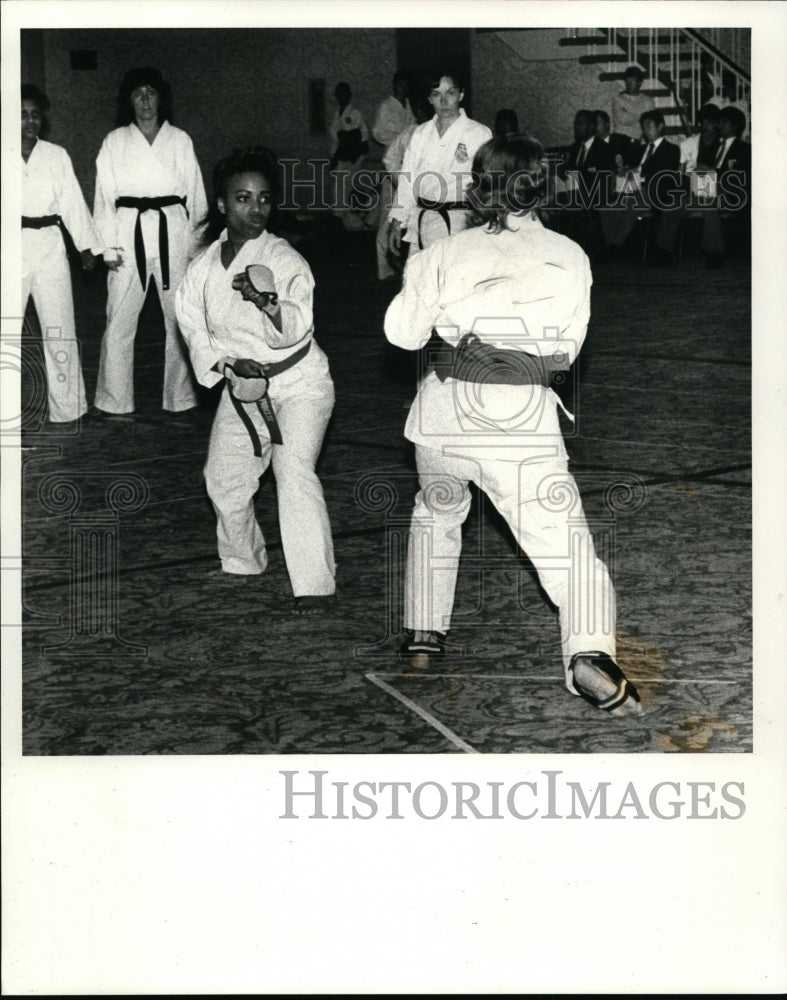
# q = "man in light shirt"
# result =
<box><xmin>372</xmin><ymin>71</ymin><xmax>414</xmax><ymax>152</ymax></box>
<box><xmin>375</xmin><ymin>94</ymin><xmax>431</xmax><ymax>280</ymax></box>
<box><xmin>384</xmin><ymin>133</ymin><xmax>643</xmax><ymax>718</ymax></box>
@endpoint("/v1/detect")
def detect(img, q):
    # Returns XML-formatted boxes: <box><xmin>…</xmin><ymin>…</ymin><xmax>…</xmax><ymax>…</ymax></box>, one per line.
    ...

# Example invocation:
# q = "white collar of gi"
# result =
<box><xmin>430</xmin><ymin>107</ymin><xmax>467</xmax><ymax>129</ymax></box>
<box><xmin>505</xmin><ymin>211</ymin><xmax>544</xmax><ymax>231</ymax></box>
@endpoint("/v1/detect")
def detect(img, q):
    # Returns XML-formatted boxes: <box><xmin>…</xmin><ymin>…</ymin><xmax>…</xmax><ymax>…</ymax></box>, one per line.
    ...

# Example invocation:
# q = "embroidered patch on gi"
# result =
<box><xmin>455</xmin><ymin>142</ymin><xmax>468</xmax><ymax>163</ymax></box>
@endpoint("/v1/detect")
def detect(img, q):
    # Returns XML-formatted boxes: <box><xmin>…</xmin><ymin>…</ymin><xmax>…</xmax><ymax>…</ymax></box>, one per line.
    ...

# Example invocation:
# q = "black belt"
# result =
<box><xmin>415</xmin><ymin>197</ymin><xmax>466</xmax><ymax>249</ymax></box>
<box><xmin>228</xmin><ymin>340</ymin><xmax>312</xmax><ymax>452</ymax></box>
<box><xmin>115</xmin><ymin>195</ymin><xmax>188</xmax><ymax>291</ymax></box>
<box><xmin>22</xmin><ymin>214</ymin><xmax>62</xmax><ymax>230</ymax></box>
<box><xmin>430</xmin><ymin>332</ymin><xmax>567</xmax><ymax>386</ymax></box>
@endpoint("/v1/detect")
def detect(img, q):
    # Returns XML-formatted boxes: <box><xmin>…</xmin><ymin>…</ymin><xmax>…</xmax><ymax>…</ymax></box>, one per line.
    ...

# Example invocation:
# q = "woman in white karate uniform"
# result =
<box><xmin>385</xmin><ymin>135</ymin><xmax>642</xmax><ymax>717</ymax></box>
<box><xmin>93</xmin><ymin>67</ymin><xmax>208</xmax><ymax>416</ymax></box>
<box><xmin>388</xmin><ymin>69</ymin><xmax>492</xmax><ymax>256</ymax></box>
<box><xmin>175</xmin><ymin>148</ymin><xmax>336</xmax><ymax>615</ymax></box>
<box><xmin>21</xmin><ymin>84</ymin><xmax>101</xmax><ymax>423</ymax></box>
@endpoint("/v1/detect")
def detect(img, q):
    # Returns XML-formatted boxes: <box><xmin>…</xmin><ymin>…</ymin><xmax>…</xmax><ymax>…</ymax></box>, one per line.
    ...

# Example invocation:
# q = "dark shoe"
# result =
<box><xmin>568</xmin><ymin>652</ymin><xmax>643</xmax><ymax>716</ymax></box>
<box><xmin>399</xmin><ymin>630</ymin><xmax>446</xmax><ymax>670</ymax></box>
<box><xmin>293</xmin><ymin>595</ymin><xmax>336</xmax><ymax>616</ymax></box>
<box><xmin>91</xmin><ymin>406</ymin><xmax>135</xmax><ymax>422</ymax></box>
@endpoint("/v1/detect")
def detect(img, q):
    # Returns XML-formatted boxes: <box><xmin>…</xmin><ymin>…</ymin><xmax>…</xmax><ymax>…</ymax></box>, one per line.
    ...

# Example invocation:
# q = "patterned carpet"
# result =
<box><xmin>18</xmin><ymin>217</ymin><xmax>752</xmax><ymax>753</ymax></box>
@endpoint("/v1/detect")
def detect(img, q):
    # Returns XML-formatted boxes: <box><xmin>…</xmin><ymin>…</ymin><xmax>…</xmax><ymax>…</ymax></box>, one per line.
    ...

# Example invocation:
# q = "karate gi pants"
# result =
<box><xmin>204</xmin><ymin>383</ymin><xmax>336</xmax><ymax>594</ymax></box>
<box><xmin>95</xmin><ymin>255</ymin><xmax>197</xmax><ymax>414</ymax></box>
<box><xmin>375</xmin><ymin>174</ymin><xmax>397</xmax><ymax>280</ymax></box>
<box><xmin>405</xmin><ymin>445</ymin><xmax>617</xmax><ymax>687</ymax></box>
<box><xmin>22</xmin><ymin>231</ymin><xmax>87</xmax><ymax>423</ymax></box>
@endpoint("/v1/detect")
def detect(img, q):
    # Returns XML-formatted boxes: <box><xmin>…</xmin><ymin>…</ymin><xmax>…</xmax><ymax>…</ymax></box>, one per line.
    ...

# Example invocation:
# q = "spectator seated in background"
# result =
<box><xmin>593</xmin><ymin>109</ymin><xmax>632</xmax><ymax>170</ymax></box>
<box><xmin>556</xmin><ymin>109</ymin><xmax>610</xmax><ymax>255</ymax></box>
<box><xmin>701</xmin><ymin>105</ymin><xmax>751</xmax><ymax>267</ymax></box>
<box><xmin>494</xmin><ymin>107</ymin><xmax>519</xmax><ymax>139</ymax></box>
<box><xmin>612</xmin><ymin>65</ymin><xmax>655</xmax><ymax>141</ymax></box>
<box><xmin>679</xmin><ymin>103</ymin><xmax>722</xmax><ymax>173</ymax></box>
<box><xmin>599</xmin><ymin>108</ymin><xmax>681</xmax><ymax>265</ymax></box>
<box><xmin>654</xmin><ymin>103</ymin><xmax>724</xmax><ymax>267</ymax></box>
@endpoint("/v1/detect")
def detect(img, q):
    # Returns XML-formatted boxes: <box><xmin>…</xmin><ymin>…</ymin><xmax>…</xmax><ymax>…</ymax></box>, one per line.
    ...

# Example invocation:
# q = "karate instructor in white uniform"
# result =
<box><xmin>385</xmin><ymin>134</ymin><xmax>642</xmax><ymax>717</ymax></box>
<box><xmin>388</xmin><ymin>68</ymin><xmax>491</xmax><ymax>255</ymax></box>
<box><xmin>21</xmin><ymin>84</ymin><xmax>102</xmax><ymax>424</ymax></box>
<box><xmin>93</xmin><ymin>67</ymin><xmax>208</xmax><ymax>416</ymax></box>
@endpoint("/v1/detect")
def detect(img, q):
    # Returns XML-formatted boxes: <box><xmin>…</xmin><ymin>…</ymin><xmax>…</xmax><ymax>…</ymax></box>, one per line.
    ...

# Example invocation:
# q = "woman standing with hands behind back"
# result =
<box><xmin>92</xmin><ymin>67</ymin><xmax>207</xmax><ymax>418</ymax></box>
<box><xmin>175</xmin><ymin>148</ymin><xmax>336</xmax><ymax>615</ymax></box>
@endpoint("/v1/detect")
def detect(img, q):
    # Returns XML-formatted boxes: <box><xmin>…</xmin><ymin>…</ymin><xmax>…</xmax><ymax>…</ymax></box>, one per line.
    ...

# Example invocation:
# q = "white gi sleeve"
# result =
<box><xmin>262</xmin><ymin>247</ymin><xmax>315</xmax><ymax>350</ymax></box>
<box><xmin>174</xmin><ymin>254</ymin><xmax>226</xmax><ymax>388</ymax></box>
<box><xmin>184</xmin><ymin>136</ymin><xmax>209</xmax><ymax>258</ymax></box>
<box><xmin>357</xmin><ymin>110</ymin><xmax>370</xmax><ymax>144</ymax></box>
<box><xmin>56</xmin><ymin>146</ymin><xmax>103</xmax><ymax>253</ymax></box>
<box><xmin>559</xmin><ymin>251</ymin><xmax>592</xmax><ymax>360</ymax></box>
<box><xmin>384</xmin><ymin>241</ymin><xmax>442</xmax><ymax>350</ymax></box>
<box><xmin>388</xmin><ymin>124</ymin><xmax>421</xmax><ymax>228</ymax></box>
<box><xmin>93</xmin><ymin>138</ymin><xmax>119</xmax><ymax>260</ymax></box>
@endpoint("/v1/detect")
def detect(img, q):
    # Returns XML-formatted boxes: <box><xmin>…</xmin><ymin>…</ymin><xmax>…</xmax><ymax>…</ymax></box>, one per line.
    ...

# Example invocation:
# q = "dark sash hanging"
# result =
<box><xmin>115</xmin><ymin>195</ymin><xmax>188</xmax><ymax>290</ymax></box>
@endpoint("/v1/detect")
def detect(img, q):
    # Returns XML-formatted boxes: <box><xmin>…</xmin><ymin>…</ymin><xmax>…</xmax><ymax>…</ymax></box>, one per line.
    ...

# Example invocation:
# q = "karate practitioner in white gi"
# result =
<box><xmin>385</xmin><ymin>134</ymin><xmax>642</xmax><ymax>717</ymax></box>
<box><xmin>175</xmin><ymin>148</ymin><xmax>336</xmax><ymax>615</ymax></box>
<box><xmin>93</xmin><ymin>67</ymin><xmax>208</xmax><ymax>416</ymax></box>
<box><xmin>374</xmin><ymin>95</ymin><xmax>431</xmax><ymax>281</ymax></box>
<box><xmin>21</xmin><ymin>85</ymin><xmax>102</xmax><ymax>423</ymax></box>
<box><xmin>388</xmin><ymin>70</ymin><xmax>492</xmax><ymax>256</ymax></box>
<box><xmin>329</xmin><ymin>82</ymin><xmax>370</xmax><ymax>233</ymax></box>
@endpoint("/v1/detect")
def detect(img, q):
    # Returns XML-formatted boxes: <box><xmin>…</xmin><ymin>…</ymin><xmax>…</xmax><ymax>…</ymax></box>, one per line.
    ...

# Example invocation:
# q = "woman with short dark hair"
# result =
<box><xmin>92</xmin><ymin>66</ymin><xmax>208</xmax><ymax>417</ymax></box>
<box><xmin>388</xmin><ymin>68</ymin><xmax>492</xmax><ymax>255</ymax></box>
<box><xmin>21</xmin><ymin>83</ymin><xmax>101</xmax><ymax>423</ymax></box>
<box><xmin>385</xmin><ymin>134</ymin><xmax>642</xmax><ymax>716</ymax></box>
<box><xmin>175</xmin><ymin>148</ymin><xmax>336</xmax><ymax>614</ymax></box>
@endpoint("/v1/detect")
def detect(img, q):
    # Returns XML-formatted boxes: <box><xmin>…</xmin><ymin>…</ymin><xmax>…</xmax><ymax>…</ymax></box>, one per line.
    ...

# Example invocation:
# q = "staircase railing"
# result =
<box><xmin>565</xmin><ymin>27</ymin><xmax>750</xmax><ymax>127</ymax></box>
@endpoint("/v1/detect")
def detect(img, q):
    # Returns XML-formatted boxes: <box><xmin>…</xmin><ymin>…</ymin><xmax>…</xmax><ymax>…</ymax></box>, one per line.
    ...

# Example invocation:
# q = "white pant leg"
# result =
<box><xmin>376</xmin><ymin>174</ymin><xmax>396</xmax><ymax>280</ymax></box>
<box><xmin>480</xmin><ymin>456</ymin><xmax>617</xmax><ymax>683</ymax></box>
<box><xmin>204</xmin><ymin>388</ymin><xmax>270</xmax><ymax>575</ymax></box>
<box><xmin>94</xmin><ymin>257</ymin><xmax>148</xmax><ymax>413</ymax></box>
<box><xmin>148</xmin><ymin>258</ymin><xmax>198</xmax><ymax>412</ymax></box>
<box><xmin>23</xmin><ymin>234</ymin><xmax>87</xmax><ymax>422</ymax></box>
<box><xmin>405</xmin><ymin>445</ymin><xmax>474</xmax><ymax>632</ymax></box>
<box><xmin>270</xmin><ymin>385</ymin><xmax>336</xmax><ymax>596</ymax></box>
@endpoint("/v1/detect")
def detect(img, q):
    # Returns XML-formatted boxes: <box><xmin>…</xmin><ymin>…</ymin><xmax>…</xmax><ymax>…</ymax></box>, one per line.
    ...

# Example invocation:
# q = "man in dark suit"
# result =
<box><xmin>701</xmin><ymin>105</ymin><xmax>751</xmax><ymax>265</ymax></box>
<box><xmin>559</xmin><ymin>110</ymin><xmax>596</xmax><ymax>176</ymax></box>
<box><xmin>556</xmin><ymin>109</ymin><xmax>605</xmax><ymax>252</ymax></box>
<box><xmin>600</xmin><ymin>109</ymin><xmax>681</xmax><ymax>264</ymax></box>
<box><xmin>594</xmin><ymin>109</ymin><xmax>632</xmax><ymax>170</ymax></box>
